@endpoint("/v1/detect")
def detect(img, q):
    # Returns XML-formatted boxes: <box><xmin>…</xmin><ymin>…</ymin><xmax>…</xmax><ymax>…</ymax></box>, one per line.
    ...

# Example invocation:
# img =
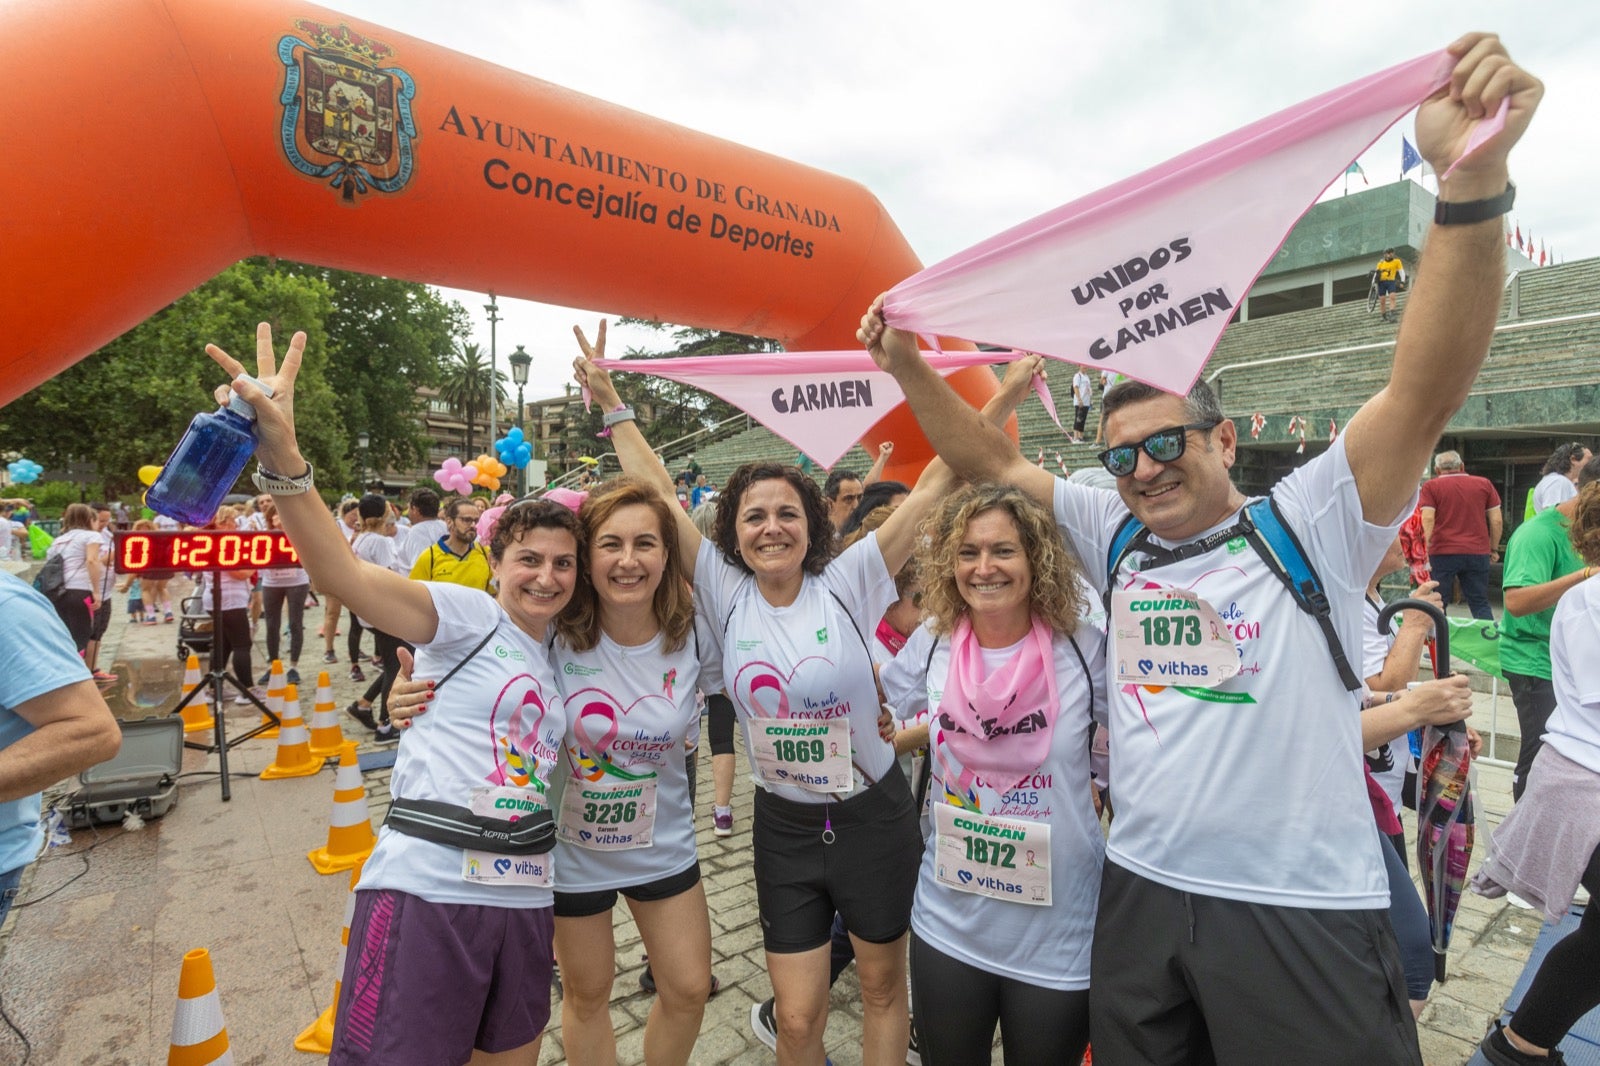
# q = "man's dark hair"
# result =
<box><xmin>823</xmin><ymin>468</ymin><xmax>862</xmax><ymax>501</ymax></box>
<box><xmin>1578</xmin><ymin>453</ymin><xmax>1600</xmax><ymax>490</ymax></box>
<box><xmin>1383</xmin><ymin>247</ymin><xmax>1395</xmax><ymax>257</ymax></box>
<box><xmin>843</xmin><ymin>480</ymin><xmax>910</xmax><ymax>536</ymax></box>
<box><xmin>1102</xmin><ymin>378</ymin><xmax>1224</xmax><ymax>429</ymax></box>
<box><xmin>409</xmin><ymin>487</ymin><xmax>441</xmax><ymax>518</ymax></box>
<box><xmin>1542</xmin><ymin>443</ymin><xmax>1588</xmax><ymax>478</ymax></box>
<box><xmin>713</xmin><ymin>463</ymin><xmax>834</xmax><ymax>578</ymax></box>
<box><xmin>444</xmin><ymin>497</ymin><xmax>479</xmax><ymax>521</ymax></box>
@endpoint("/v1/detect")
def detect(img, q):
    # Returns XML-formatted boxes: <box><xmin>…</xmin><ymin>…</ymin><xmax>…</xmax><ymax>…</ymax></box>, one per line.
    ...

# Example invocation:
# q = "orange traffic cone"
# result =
<box><xmin>167</xmin><ymin>947</ymin><xmax>232</xmax><ymax>1066</ymax></box>
<box><xmin>294</xmin><ymin>858</ymin><xmax>366</xmax><ymax>1054</ymax></box>
<box><xmin>259</xmin><ymin>659</ymin><xmax>285</xmax><ymax>739</ymax></box>
<box><xmin>259</xmin><ymin>684</ymin><xmax>325</xmax><ymax>780</ymax></box>
<box><xmin>307</xmin><ymin>742</ymin><xmax>375</xmax><ymax>874</ymax></box>
<box><xmin>306</xmin><ymin>671</ymin><xmax>345</xmax><ymax>757</ymax></box>
<box><xmin>177</xmin><ymin>654</ymin><xmax>214</xmax><ymax>734</ymax></box>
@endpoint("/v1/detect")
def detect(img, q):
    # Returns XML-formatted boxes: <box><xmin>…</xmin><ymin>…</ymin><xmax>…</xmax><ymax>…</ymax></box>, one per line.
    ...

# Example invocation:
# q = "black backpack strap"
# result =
<box><xmin>1239</xmin><ymin>497</ymin><xmax>1362</xmax><ymax>692</ymax></box>
<box><xmin>434</xmin><ymin>627</ymin><xmax>499</xmax><ymax>692</ymax></box>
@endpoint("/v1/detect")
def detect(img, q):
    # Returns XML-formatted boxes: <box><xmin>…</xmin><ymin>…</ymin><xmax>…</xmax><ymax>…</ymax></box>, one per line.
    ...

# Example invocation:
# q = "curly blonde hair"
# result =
<box><xmin>917</xmin><ymin>484</ymin><xmax>1085</xmax><ymax>637</ymax></box>
<box><xmin>1572</xmin><ymin>481</ymin><xmax>1600</xmax><ymax>567</ymax></box>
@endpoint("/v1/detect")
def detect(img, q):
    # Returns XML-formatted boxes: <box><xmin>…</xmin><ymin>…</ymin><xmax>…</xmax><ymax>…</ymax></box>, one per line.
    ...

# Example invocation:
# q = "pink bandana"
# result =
<box><xmin>937</xmin><ymin>615</ymin><xmax>1059</xmax><ymax>779</ymax></box>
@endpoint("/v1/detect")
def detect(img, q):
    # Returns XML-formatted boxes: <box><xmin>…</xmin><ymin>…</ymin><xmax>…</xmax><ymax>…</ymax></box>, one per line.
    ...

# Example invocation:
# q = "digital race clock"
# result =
<box><xmin>113</xmin><ymin>530</ymin><xmax>302</xmax><ymax>574</ymax></box>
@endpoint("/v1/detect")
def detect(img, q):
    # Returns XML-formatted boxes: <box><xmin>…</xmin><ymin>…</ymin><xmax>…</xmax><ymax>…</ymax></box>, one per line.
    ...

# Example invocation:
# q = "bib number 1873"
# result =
<box><xmin>1139</xmin><ymin>614</ymin><xmax>1202</xmax><ymax>646</ymax></box>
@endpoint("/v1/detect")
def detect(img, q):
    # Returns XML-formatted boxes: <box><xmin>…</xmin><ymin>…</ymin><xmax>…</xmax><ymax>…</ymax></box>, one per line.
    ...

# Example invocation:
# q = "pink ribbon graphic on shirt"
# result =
<box><xmin>486</xmin><ymin>678</ymin><xmax>550</xmax><ymax>792</ymax></box>
<box><xmin>569</xmin><ymin>691</ymin><xmax>655</xmax><ymax>782</ymax></box>
<box><xmin>740</xmin><ymin>664</ymin><xmax>792</xmax><ymax>719</ymax></box>
<box><xmin>933</xmin><ymin>739</ymin><xmax>981</xmax><ymax>813</ymax></box>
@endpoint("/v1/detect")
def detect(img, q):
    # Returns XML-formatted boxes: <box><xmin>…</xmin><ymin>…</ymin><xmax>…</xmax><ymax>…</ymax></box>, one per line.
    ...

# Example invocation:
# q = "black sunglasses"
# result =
<box><xmin>1097</xmin><ymin>422</ymin><xmax>1219</xmax><ymax>477</ymax></box>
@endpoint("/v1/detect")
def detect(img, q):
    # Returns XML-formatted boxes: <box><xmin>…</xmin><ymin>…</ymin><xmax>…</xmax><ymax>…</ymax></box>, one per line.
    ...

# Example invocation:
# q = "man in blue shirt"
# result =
<box><xmin>0</xmin><ymin>572</ymin><xmax>122</xmax><ymax>924</ymax></box>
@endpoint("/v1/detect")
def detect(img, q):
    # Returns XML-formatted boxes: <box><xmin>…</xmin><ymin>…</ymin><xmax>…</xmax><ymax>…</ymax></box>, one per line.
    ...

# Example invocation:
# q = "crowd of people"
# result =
<box><xmin>6</xmin><ymin>29</ymin><xmax>1595</xmax><ymax>1066</ymax></box>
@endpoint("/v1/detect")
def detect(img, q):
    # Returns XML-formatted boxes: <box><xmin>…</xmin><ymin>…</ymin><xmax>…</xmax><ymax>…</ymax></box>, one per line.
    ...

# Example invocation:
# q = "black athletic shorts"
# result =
<box><xmin>1089</xmin><ymin>861</ymin><xmax>1420</xmax><ymax>1065</ymax></box>
<box><xmin>752</xmin><ymin>761</ymin><xmax>922</xmax><ymax>953</ymax></box>
<box><xmin>552</xmin><ymin>862</ymin><xmax>701</xmax><ymax>918</ymax></box>
<box><xmin>90</xmin><ymin>599</ymin><xmax>113</xmax><ymax>641</ymax></box>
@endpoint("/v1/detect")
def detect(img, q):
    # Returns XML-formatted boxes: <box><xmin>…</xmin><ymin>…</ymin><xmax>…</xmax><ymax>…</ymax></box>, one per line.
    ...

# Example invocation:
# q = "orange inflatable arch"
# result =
<box><xmin>1</xmin><ymin>0</ymin><xmax>1001</xmax><ymax>476</ymax></box>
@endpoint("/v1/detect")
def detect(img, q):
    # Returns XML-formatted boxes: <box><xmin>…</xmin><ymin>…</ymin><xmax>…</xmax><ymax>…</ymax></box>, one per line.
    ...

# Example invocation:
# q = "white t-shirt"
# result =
<box><xmin>401</xmin><ymin>518</ymin><xmax>448</xmax><ymax>571</ymax></box>
<box><xmin>1545</xmin><ymin>577</ymin><xmax>1600</xmax><ymax>773</ymax></box>
<box><xmin>1072</xmin><ymin>371</ymin><xmax>1093</xmax><ymax>407</ymax></box>
<box><xmin>1053</xmin><ymin>435</ymin><xmax>1404</xmax><ymax>909</ymax></box>
<box><xmin>153</xmin><ymin>514</ymin><xmax>179</xmax><ymax>532</ymax></box>
<box><xmin>47</xmin><ymin>529</ymin><xmax>101</xmax><ymax>592</ymax></box>
<box><xmin>694</xmin><ymin>532</ymin><xmax>897</xmax><ymax>803</ymax></box>
<box><xmin>550</xmin><ymin>630</ymin><xmax>702</xmax><ymax>891</ymax></box>
<box><xmin>880</xmin><ymin>624</ymin><xmax>1107</xmax><ymax>990</ymax></box>
<box><xmin>1532</xmin><ymin>473</ymin><xmax>1577</xmax><ymax>514</ymax></box>
<box><xmin>350</xmin><ymin>532</ymin><xmax>395</xmax><ymax>628</ymax></box>
<box><xmin>357</xmin><ymin>583</ymin><xmax>565</xmax><ymax>907</ymax></box>
<box><xmin>96</xmin><ymin>528</ymin><xmax>116</xmax><ymax>597</ymax></box>
<box><xmin>1360</xmin><ymin>595</ymin><xmax>1408</xmax><ymax>814</ymax></box>
<box><xmin>260</xmin><ymin>562</ymin><xmax>309</xmax><ymax>588</ymax></box>
<box><xmin>0</xmin><ymin>517</ymin><xmax>14</xmax><ymax>561</ymax></box>
<box><xmin>196</xmin><ymin>571</ymin><xmax>253</xmax><ymax>611</ymax></box>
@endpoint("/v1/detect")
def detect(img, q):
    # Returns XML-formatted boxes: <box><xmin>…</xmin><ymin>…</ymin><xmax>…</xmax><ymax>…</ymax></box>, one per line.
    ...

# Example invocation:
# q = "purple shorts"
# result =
<box><xmin>329</xmin><ymin>889</ymin><xmax>554</xmax><ymax>1065</ymax></box>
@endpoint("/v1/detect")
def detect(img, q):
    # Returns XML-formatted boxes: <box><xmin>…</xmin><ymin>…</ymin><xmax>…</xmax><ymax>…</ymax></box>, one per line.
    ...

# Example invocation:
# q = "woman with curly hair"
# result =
<box><xmin>204</xmin><ymin>324</ymin><xmax>577</xmax><ymax>1066</ymax></box>
<box><xmin>878</xmin><ymin>483</ymin><xmax>1106</xmax><ymax>1066</ymax></box>
<box><xmin>574</xmin><ymin>323</ymin><xmax>1042</xmax><ymax>1066</ymax></box>
<box><xmin>1473</xmin><ymin>479</ymin><xmax>1600</xmax><ymax>1066</ymax></box>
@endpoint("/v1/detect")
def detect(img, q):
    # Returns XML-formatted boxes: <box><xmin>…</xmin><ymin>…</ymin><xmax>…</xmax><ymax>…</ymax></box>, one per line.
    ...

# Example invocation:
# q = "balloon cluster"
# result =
<box><xmin>434</xmin><ymin>457</ymin><xmax>479</xmax><ymax>494</ymax></box>
<box><xmin>495</xmin><ymin>427</ymin><xmax>533</xmax><ymax>468</ymax></box>
<box><xmin>473</xmin><ymin>454</ymin><xmax>508</xmax><ymax>491</ymax></box>
<box><xmin>6</xmin><ymin>458</ymin><xmax>42</xmax><ymax>483</ymax></box>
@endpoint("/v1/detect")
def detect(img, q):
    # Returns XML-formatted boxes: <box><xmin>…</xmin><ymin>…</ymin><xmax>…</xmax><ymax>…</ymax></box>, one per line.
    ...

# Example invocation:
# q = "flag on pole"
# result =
<box><xmin>1514</xmin><ymin>223</ymin><xmax>1524</xmax><ymax>252</ymax></box>
<box><xmin>1345</xmin><ymin>161</ymin><xmax>1369</xmax><ymax>185</ymax></box>
<box><xmin>1400</xmin><ymin>136</ymin><xmax>1423</xmax><ymax>177</ymax></box>
<box><xmin>1540</xmin><ymin>241</ymin><xmax>1548</xmax><ymax>266</ymax></box>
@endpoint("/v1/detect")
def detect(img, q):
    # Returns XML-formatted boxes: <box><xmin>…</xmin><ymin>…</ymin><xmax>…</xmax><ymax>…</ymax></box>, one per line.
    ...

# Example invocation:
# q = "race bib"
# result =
<box><xmin>1110</xmin><ymin>587</ymin><xmax>1241</xmax><ymax>688</ymax></box>
<box><xmin>749</xmin><ymin>717</ymin><xmax>853</xmax><ymax>794</ymax></box>
<box><xmin>557</xmin><ymin>776</ymin><xmax>658</xmax><ymax>851</ymax></box>
<box><xmin>460</xmin><ymin>785</ymin><xmax>553</xmax><ymax>887</ymax></box>
<box><xmin>934</xmin><ymin>803</ymin><xmax>1050</xmax><ymax>906</ymax></box>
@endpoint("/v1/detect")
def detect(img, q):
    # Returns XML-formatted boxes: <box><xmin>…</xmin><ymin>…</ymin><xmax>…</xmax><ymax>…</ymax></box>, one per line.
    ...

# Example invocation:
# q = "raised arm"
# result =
<box><xmin>863</xmin><ymin>441</ymin><xmax>893</xmax><ymax>487</ymax></box>
<box><xmin>1343</xmin><ymin>34</ymin><xmax>1543</xmax><ymax>524</ymax></box>
<box><xmin>572</xmin><ymin>321</ymin><xmax>703</xmax><ymax>579</ymax></box>
<box><xmin>1366</xmin><ymin>580</ymin><xmax>1441</xmax><ymax>693</ymax></box>
<box><xmin>208</xmin><ymin>325</ymin><xmax>439</xmax><ymax>646</ymax></box>
<box><xmin>859</xmin><ymin>306</ymin><xmax>1057</xmax><ymax>510</ymax></box>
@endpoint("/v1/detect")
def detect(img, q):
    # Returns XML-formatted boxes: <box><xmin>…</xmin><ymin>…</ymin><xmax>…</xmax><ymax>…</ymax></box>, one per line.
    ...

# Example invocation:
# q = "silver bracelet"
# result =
<box><xmin>601</xmin><ymin>406</ymin><xmax>636</xmax><ymax>428</ymax></box>
<box><xmin>252</xmin><ymin>462</ymin><xmax>315</xmax><ymax>495</ymax></box>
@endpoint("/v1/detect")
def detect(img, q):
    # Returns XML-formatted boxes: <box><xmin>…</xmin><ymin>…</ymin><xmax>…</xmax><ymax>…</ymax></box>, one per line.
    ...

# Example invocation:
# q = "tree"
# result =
<box><xmin>436</xmin><ymin>342</ymin><xmax>505</xmax><ymax>457</ymax></box>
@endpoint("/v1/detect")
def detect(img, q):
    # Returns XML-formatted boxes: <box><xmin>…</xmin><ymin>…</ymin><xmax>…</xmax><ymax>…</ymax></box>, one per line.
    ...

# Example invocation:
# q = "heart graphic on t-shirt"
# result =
<box><xmin>566</xmin><ymin>687</ymin><xmax>675</xmax><ymax>782</ymax></box>
<box><xmin>734</xmin><ymin>655</ymin><xmax>837</xmax><ymax>720</ymax></box>
<box><xmin>493</xmin><ymin>858</ymin><xmax>512</xmax><ymax>875</ymax></box>
<box><xmin>1137</xmin><ymin>658</ymin><xmax>1154</xmax><ymax>674</ymax></box>
<box><xmin>957</xmin><ymin>870</ymin><xmax>974</xmax><ymax>885</ymax></box>
<box><xmin>486</xmin><ymin>675</ymin><xmax>553</xmax><ymax>788</ymax></box>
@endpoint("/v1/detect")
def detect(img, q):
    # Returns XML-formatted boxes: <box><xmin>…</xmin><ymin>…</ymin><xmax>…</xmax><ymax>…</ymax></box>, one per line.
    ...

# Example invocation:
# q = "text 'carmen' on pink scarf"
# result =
<box><xmin>937</xmin><ymin>614</ymin><xmax>1059</xmax><ymax>779</ymax></box>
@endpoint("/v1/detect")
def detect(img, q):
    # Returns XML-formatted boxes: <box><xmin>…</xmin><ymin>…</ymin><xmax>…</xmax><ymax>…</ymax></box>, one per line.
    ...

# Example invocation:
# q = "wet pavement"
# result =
<box><xmin>0</xmin><ymin>574</ymin><xmax>1554</xmax><ymax>1064</ymax></box>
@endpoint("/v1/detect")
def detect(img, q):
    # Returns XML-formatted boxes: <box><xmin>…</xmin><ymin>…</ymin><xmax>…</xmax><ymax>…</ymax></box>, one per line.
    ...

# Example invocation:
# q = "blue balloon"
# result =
<box><xmin>7</xmin><ymin>458</ymin><xmax>42</xmax><ymax>484</ymax></box>
<box><xmin>495</xmin><ymin>427</ymin><xmax>530</xmax><ymax>467</ymax></box>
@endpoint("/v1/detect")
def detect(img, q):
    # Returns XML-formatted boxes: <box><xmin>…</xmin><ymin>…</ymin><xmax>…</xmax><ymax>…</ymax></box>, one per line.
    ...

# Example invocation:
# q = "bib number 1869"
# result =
<box><xmin>963</xmin><ymin>837</ymin><xmax>1016</xmax><ymax>869</ymax></box>
<box><xmin>774</xmin><ymin>738</ymin><xmax>826</xmax><ymax>763</ymax></box>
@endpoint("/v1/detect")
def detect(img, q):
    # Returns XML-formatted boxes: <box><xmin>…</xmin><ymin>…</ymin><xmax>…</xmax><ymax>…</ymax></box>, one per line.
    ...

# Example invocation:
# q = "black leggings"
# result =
<box><xmin>359</xmin><ymin>628</ymin><xmax>406</xmax><ymax>724</ymax></box>
<box><xmin>260</xmin><ymin>583</ymin><xmax>308</xmax><ymax>664</ymax></box>
<box><xmin>217</xmin><ymin>607</ymin><xmax>254</xmax><ymax>692</ymax></box>
<box><xmin>706</xmin><ymin>692</ymin><xmax>735</xmax><ymax>756</ymax></box>
<box><xmin>53</xmin><ymin>592</ymin><xmax>94</xmax><ymax>655</ymax></box>
<box><xmin>347</xmin><ymin>615</ymin><xmax>367</xmax><ymax>663</ymax></box>
<box><xmin>909</xmin><ymin>930</ymin><xmax>1090</xmax><ymax>1066</ymax></box>
<box><xmin>1509</xmin><ymin>843</ymin><xmax>1600</xmax><ymax>1047</ymax></box>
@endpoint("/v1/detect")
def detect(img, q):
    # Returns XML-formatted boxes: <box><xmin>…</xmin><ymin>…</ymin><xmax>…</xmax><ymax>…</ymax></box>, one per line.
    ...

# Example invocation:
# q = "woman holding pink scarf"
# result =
<box><xmin>880</xmin><ymin>484</ymin><xmax>1106</xmax><ymax>1066</ymax></box>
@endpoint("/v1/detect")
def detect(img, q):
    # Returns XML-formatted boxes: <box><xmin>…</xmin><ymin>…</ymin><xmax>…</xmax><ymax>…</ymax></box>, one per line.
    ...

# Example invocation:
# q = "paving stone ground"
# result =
<box><xmin>0</xmin><ymin>575</ymin><xmax>1556</xmax><ymax>1064</ymax></box>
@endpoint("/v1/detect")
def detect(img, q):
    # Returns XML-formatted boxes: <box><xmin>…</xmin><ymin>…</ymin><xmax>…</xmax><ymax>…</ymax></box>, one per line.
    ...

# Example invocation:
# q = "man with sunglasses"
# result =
<box><xmin>859</xmin><ymin>33</ymin><xmax>1541</xmax><ymax>1064</ymax></box>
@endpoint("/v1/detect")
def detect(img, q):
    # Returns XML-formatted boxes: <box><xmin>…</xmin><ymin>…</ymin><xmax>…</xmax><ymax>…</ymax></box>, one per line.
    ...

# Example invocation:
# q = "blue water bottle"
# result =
<box><xmin>146</xmin><ymin>376</ymin><xmax>274</xmax><ymax>526</ymax></box>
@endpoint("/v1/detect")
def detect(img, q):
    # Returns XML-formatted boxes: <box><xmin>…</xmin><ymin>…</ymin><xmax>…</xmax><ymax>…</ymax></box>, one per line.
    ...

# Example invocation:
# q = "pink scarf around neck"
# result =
<box><xmin>937</xmin><ymin>615</ymin><xmax>1059</xmax><ymax>779</ymax></box>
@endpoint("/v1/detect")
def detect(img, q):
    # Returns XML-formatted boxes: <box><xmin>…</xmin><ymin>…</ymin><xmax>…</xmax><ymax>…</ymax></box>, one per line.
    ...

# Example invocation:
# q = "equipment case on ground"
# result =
<box><xmin>64</xmin><ymin>715</ymin><xmax>183</xmax><ymax>828</ymax></box>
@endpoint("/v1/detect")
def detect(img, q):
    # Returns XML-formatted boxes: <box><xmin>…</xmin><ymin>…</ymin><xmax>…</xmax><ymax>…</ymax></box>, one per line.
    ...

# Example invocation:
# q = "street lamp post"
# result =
<box><xmin>507</xmin><ymin>344</ymin><xmax>531</xmax><ymax>495</ymax></box>
<box><xmin>484</xmin><ymin>293</ymin><xmax>502</xmax><ymax>447</ymax></box>
<box><xmin>356</xmin><ymin>430</ymin><xmax>370</xmax><ymax>493</ymax></box>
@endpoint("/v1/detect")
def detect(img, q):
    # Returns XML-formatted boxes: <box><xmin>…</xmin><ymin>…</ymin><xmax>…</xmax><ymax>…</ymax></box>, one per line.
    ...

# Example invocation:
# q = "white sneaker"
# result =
<box><xmin>1506</xmin><ymin>891</ymin><xmax>1536</xmax><ymax>910</ymax></box>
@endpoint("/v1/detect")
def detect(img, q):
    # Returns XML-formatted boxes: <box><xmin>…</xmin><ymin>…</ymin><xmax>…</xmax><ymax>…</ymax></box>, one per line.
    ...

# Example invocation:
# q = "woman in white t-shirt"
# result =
<box><xmin>544</xmin><ymin>476</ymin><xmax>715</xmax><ymax>1066</ymax></box>
<box><xmin>1472</xmin><ymin>482</ymin><xmax>1600</xmax><ymax>1065</ymax></box>
<box><xmin>574</xmin><ymin>323</ymin><xmax>954</xmax><ymax>1066</ymax></box>
<box><xmin>879</xmin><ymin>483</ymin><xmax>1106</xmax><ymax>1064</ymax></box>
<box><xmin>205</xmin><ymin>324</ymin><xmax>577</xmax><ymax>1066</ymax></box>
<box><xmin>44</xmin><ymin>503</ymin><xmax>104</xmax><ymax>656</ymax></box>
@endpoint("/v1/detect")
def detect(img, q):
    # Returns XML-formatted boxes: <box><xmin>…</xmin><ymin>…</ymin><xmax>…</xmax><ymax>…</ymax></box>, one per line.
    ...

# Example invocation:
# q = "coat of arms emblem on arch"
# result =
<box><xmin>277</xmin><ymin>19</ymin><xmax>417</xmax><ymax>202</ymax></box>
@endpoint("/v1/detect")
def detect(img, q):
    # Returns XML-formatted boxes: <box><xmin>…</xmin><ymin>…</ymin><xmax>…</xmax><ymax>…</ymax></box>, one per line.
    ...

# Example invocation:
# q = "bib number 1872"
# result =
<box><xmin>964</xmin><ymin>837</ymin><xmax>1016</xmax><ymax>868</ymax></box>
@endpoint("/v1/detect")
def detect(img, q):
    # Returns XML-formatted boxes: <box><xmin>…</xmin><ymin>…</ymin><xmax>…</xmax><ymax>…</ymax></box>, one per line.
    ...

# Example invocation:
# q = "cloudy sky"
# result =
<box><xmin>329</xmin><ymin>0</ymin><xmax>1596</xmax><ymax>401</ymax></box>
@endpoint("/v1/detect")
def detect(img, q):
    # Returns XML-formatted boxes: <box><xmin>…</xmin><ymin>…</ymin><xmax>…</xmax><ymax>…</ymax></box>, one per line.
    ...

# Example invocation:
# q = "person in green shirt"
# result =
<box><xmin>1501</xmin><ymin>455</ymin><xmax>1600</xmax><ymax>798</ymax></box>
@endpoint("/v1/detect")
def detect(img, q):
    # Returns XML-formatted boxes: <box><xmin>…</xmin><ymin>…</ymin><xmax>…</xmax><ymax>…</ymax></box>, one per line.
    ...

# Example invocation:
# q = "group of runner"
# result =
<box><xmin>195</xmin><ymin>31</ymin><xmax>1554</xmax><ymax>1066</ymax></box>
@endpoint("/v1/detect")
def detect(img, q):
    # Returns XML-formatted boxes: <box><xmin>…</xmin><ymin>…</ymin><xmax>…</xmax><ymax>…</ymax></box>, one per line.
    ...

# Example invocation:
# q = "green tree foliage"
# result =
<box><xmin>436</xmin><ymin>342</ymin><xmax>506</xmax><ymax>457</ymax></box>
<box><xmin>0</xmin><ymin>259</ymin><xmax>470</xmax><ymax>502</ymax></box>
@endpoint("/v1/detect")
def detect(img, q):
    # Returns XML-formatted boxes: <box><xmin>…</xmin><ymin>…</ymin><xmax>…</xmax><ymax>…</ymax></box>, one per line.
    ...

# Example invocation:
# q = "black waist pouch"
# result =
<box><xmin>385</xmin><ymin>796</ymin><xmax>556</xmax><ymax>855</ymax></box>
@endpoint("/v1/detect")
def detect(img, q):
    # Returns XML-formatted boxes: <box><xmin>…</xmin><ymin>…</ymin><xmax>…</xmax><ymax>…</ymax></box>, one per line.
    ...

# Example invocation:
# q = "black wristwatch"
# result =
<box><xmin>1434</xmin><ymin>181</ymin><xmax>1515</xmax><ymax>225</ymax></box>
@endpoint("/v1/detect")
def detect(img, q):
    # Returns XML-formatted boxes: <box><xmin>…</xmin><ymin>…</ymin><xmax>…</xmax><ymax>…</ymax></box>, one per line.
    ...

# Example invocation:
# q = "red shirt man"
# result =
<box><xmin>1418</xmin><ymin>450</ymin><xmax>1502</xmax><ymax>620</ymax></box>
